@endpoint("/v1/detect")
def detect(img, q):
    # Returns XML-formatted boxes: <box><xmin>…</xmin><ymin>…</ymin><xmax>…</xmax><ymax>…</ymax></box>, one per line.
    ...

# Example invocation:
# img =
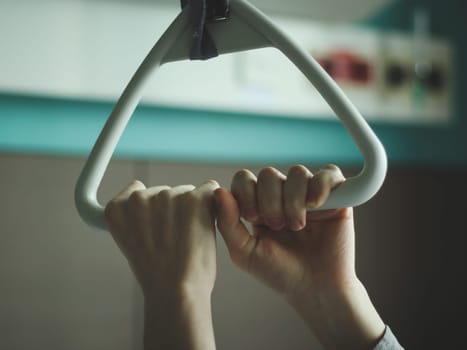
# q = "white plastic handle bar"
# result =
<box><xmin>75</xmin><ymin>0</ymin><xmax>387</xmax><ymax>231</ymax></box>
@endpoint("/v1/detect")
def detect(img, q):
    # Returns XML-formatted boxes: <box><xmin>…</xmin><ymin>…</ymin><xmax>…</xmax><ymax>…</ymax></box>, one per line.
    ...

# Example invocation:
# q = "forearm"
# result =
<box><xmin>288</xmin><ymin>279</ymin><xmax>385</xmax><ymax>350</ymax></box>
<box><xmin>144</xmin><ymin>289</ymin><xmax>216</xmax><ymax>350</ymax></box>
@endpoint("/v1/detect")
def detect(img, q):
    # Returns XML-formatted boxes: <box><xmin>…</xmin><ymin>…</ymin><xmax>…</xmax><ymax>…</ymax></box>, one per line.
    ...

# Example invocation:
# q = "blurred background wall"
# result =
<box><xmin>1</xmin><ymin>156</ymin><xmax>466</xmax><ymax>349</ymax></box>
<box><xmin>0</xmin><ymin>0</ymin><xmax>466</xmax><ymax>349</ymax></box>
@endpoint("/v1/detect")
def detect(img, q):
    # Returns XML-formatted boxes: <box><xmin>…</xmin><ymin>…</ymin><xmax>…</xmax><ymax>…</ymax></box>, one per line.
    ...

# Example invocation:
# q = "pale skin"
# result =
<box><xmin>215</xmin><ymin>164</ymin><xmax>386</xmax><ymax>349</ymax></box>
<box><xmin>104</xmin><ymin>180</ymin><xmax>219</xmax><ymax>350</ymax></box>
<box><xmin>104</xmin><ymin>164</ymin><xmax>386</xmax><ymax>350</ymax></box>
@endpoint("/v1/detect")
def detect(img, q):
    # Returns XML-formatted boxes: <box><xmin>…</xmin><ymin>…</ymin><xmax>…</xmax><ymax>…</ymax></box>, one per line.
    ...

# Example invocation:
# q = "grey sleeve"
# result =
<box><xmin>373</xmin><ymin>326</ymin><xmax>404</xmax><ymax>350</ymax></box>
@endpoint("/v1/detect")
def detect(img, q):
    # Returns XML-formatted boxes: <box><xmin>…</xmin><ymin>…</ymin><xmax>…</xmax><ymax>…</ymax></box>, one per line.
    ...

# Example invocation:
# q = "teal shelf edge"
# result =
<box><xmin>0</xmin><ymin>93</ymin><xmax>466</xmax><ymax>167</ymax></box>
<box><xmin>0</xmin><ymin>93</ymin><xmax>360</xmax><ymax>165</ymax></box>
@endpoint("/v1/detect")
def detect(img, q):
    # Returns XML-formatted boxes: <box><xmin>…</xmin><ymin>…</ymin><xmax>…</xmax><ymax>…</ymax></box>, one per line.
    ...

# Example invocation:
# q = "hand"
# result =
<box><xmin>215</xmin><ymin>165</ymin><xmax>385</xmax><ymax>349</ymax></box>
<box><xmin>215</xmin><ymin>164</ymin><xmax>353</xmax><ymax>298</ymax></box>
<box><xmin>104</xmin><ymin>180</ymin><xmax>219</xmax><ymax>350</ymax></box>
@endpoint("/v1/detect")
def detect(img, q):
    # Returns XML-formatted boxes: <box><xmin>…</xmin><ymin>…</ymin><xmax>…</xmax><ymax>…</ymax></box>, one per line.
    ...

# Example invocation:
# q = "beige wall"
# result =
<box><xmin>0</xmin><ymin>155</ymin><xmax>137</xmax><ymax>349</ymax></box>
<box><xmin>0</xmin><ymin>155</ymin><xmax>319</xmax><ymax>350</ymax></box>
<box><xmin>1</xmin><ymin>154</ymin><xmax>466</xmax><ymax>349</ymax></box>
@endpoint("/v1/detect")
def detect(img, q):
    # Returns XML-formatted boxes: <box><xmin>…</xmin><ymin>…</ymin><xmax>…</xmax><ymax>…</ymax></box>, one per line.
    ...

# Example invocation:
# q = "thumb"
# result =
<box><xmin>214</xmin><ymin>188</ymin><xmax>255</xmax><ymax>271</ymax></box>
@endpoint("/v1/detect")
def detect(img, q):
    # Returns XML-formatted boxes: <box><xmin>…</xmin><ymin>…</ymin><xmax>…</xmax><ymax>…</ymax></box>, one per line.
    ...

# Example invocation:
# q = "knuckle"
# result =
<box><xmin>104</xmin><ymin>199</ymin><xmax>120</xmax><ymax>221</ymax></box>
<box><xmin>204</xmin><ymin>179</ymin><xmax>219</xmax><ymax>187</ymax></box>
<box><xmin>128</xmin><ymin>190</ymin><xmax>146</xmax><ymax>207</ymax></box>
<box><xmin>130</xmin><ymin>179</ymin><xmax>144</xmax><ymax>188</ymax></box>
<box><xmin>232</xmin><ymin>170</ymin><xmax>256</xmax><ymax>197</ymax></box>
<box><xmin>258</xmin><ymin>166</ymin><xmax>278</xmax><ymax>180</ymax></box>
<box><xmin>288</xmin><ymin>164</ymin><xmax>309</xmax><ymax>178</ymax></box>
<box><xmin>152</xmin><ymin>189</ymin><xmax>172</xmax><ymax>205</ymax></box>
<box><xmin>176</xmin><ymin>191</ymin><xmax>199</xmax><ymax>212</ymax></box>
<box><xmin>319</xmin><ymin>165</ymin><xmax>344</xmax><ymax>184</ymax></box>
<box><xmin>325</xmin><ymin>164</ymin><xmax>340</xmax><ymax>172</ymax></box>
<box><xmin>150</xmin><ymin>191</ymin><xmax>174</xmax><ymax>216</ymax></box>
<box><xmin>179</xmin><ymin>190</ymin><xmax>198</xmax><ymax>203</ymax></box>
<box><xmin>233</xmin><ymin>169</ymin><xmax>254</xmax><ymax>183</ymax></box>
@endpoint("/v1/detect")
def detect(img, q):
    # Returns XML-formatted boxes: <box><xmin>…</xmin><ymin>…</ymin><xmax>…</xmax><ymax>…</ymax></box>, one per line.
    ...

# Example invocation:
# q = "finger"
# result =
<box><xmin>104</xmin><ymin>180</ymin><xmax>147</xmax><ymax>254</ymax></box>
<box><xmin>194</xmin><ymin>179</ymin><xmax>220</xmax><ymax>197</ymax></box>
<box><xmin>307</xmin><ymin>164</ymin><xmax>346</xmax><ymax>209</ymax></box>
<box><xmin>124</xmin><ymin>185</ymin><xmax>171</xmax><ymax>214</ymax></box>
<box><xmin>152</xmin><ymin>185</ymin><xmax>195</xmax><ymax>223</ymax></box>
<box><xmin>140</xmin><ymin>185</ymin><xmax>171</xmax><ymax>198</ymax></box>
<box><xmin>170</xmin><ymin>184</ymin><xmax>196</xmax><ymax>195</ymax></box>
<box><xmin>105</xmin><ymin>180</ymin><xmax>146</xmax><ymax>227</ymax></box>
<box><xmin>113</xmin><ymin>180</ymin><xmax>147</xmax><ymax>201</ymax></box>
<box><xmin>231</xmin><ymin>169</ymin><xmax>258</xmax><ymax>222</ymax></box>
<box><xmin>144</xmin><ymin>186</ymin><xmax>173</xmax><ymax>240</ymax></box>
<box><xmin>284</xmin><ymin>165</ymin><xmax>313</xmax><ymax>231</ymax></box>
<box><xmin>257</xmin><ymin>167</ymin><xmax>286</xmax><ymax>230</ymax></box>
<box><xmin>215</xmin><ymin>188</ymin><xmax>255</xmax><ymax>271</ymax></box>
<box><xmin>194</xmin><ymin>180</ymin><xmax>221</xmax><ymax>223</ymax></box>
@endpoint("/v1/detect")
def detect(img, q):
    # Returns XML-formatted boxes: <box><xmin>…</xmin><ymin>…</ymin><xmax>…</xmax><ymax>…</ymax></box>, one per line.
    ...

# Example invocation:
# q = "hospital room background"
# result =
<box><xmin>1</xmin><ymin>0</ymin><xmax>466</xmax><ymax>348</ymax></box>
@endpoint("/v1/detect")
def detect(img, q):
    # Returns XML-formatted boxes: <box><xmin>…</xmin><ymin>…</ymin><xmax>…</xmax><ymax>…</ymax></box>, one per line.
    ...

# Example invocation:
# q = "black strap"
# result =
<box><xmin>181</xmin><ymin>0</ymin><xmax>230</xmax><ymax>60</ymax></box>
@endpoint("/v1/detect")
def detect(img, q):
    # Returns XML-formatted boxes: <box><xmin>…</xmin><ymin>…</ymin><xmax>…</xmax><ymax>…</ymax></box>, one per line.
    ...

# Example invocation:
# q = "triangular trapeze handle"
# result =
<box><xmin>75</xmin><ymin>0</ymin><xmax>387</xmax><ymax>231</ymax></box>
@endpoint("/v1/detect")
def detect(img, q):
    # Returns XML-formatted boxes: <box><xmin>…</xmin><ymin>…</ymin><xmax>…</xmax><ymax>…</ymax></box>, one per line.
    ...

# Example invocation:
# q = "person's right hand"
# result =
<box><xmin>215</xmin><ymin>164</ymin><xmax>354</xmax><ymax>299</ymax></box>
<box><xmin>215</xmin><ymin>164</ymin><xmax>385</xmax><ymax>349</ymax></box>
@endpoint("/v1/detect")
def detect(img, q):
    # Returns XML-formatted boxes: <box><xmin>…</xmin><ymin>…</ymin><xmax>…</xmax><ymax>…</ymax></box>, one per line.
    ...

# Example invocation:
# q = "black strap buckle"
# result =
<box><xmin>181</xmin><ymin>0</ymin><xmax>230</xmax><ymax>60</ymax></box>
<box><xmin>206</xmin><ymin>0</ymin><xmax>230</xmax><ymax>22</ymax></box>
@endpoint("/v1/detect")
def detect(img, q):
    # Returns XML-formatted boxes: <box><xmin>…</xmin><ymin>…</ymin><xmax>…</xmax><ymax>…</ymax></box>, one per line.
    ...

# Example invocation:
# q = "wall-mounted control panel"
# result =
<box><xmin>238</xmin><ymin>20</ymin><xmax>453</xmax><ymax>123</ymax></box>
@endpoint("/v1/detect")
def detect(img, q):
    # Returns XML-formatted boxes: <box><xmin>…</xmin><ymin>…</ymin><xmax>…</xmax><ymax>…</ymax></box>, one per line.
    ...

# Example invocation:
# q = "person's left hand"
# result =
<box><xmin>104</xmin><ymin>180</ymin><xmax>220</xmax><ymax>350</ymax></box>
<box><xmin>104</xmin><ymin>180</ymin><xmax>220</xmax><ymax>299</ymax></box>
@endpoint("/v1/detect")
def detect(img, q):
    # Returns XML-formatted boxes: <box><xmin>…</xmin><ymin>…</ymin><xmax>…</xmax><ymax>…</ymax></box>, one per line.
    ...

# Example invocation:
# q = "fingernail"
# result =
<box><xmin>307</xmin><ymin>199</ymin><xmax>319</xmax><ymax>209</ymax></box>
<box><xmin>266</xmin><ymin>218</ymin><xmax>284</xmax><ymax>230</ymax></box>
<box><xmin>289</xmin><ymin>219</ymin><xmax>304</xmax><ymax>231</ymax></box>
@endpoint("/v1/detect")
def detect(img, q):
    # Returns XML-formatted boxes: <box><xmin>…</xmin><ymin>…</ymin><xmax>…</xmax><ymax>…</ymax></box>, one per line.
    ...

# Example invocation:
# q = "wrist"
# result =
<box><xmin>144</xmin><ymin>283</ymin><xmax>213</xmax><ymax>325</ymax></box>
<box><xmin>142</xmin><ymin>275</ymin><xmax>214</xmax><ymax>301</ymax></box>
<box><xmin>288</xmin><ymin>278</ymin><xmax>385</xmax><ymax>350</ymax></box>
<box><xmin>144</xmin><ymin>288</ymin><xmax>215</xmax><ymax>350</ymax></box>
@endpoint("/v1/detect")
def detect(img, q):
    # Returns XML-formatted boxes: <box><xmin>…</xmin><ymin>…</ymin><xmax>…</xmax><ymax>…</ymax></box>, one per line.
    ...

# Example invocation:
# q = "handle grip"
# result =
<box><xmin>75</xmin><ymin>0</ymin><xmax>387</xmax><ymax>231</ymax></box>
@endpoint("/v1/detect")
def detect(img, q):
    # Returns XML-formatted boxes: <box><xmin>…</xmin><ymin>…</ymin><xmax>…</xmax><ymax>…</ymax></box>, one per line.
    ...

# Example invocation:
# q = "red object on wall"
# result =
<box><xmin>317</xmin><ymin>50</ymin><xmax>371</xmax><ymax>84</ymax></box>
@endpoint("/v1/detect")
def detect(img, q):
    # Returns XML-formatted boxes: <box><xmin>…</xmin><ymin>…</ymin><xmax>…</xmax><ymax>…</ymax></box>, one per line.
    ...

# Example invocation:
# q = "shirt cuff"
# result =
<box><xmin>373</xmin><ymin>326</ymin><xmax>404</xmax><ymax>350</ymax></box>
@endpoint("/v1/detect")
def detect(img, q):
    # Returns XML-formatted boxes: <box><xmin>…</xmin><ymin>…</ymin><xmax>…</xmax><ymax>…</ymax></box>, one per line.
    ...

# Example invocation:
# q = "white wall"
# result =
<box><xmin>1</xmin><ymin>1</ymin><xmax>453</xmax><ymax>123</ymax></box>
